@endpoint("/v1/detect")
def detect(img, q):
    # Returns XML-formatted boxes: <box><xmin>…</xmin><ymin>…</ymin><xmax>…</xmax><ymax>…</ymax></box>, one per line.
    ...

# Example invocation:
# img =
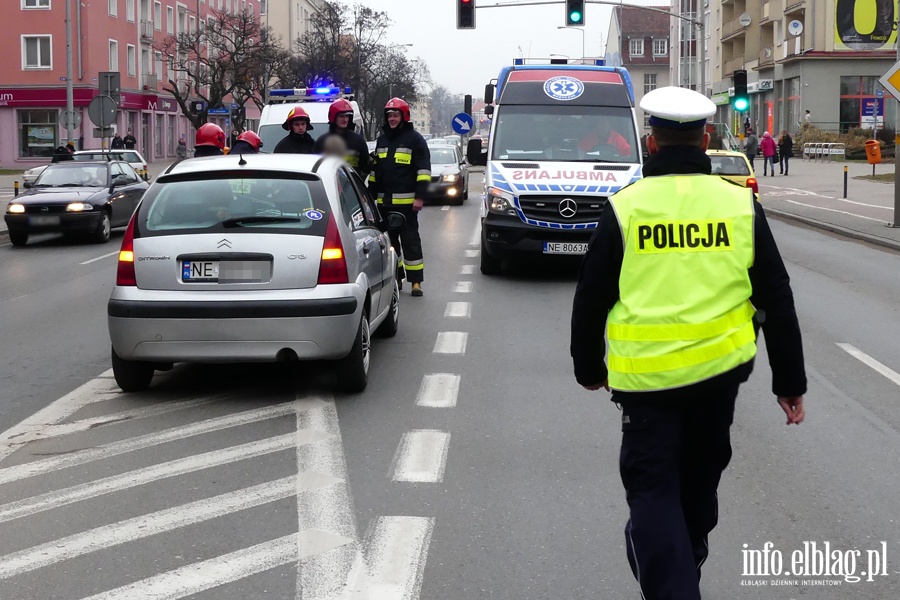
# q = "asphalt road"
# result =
<box><xmin>1</xmin><ymin>173</ymin><xmax>900</xmax><ymax>599</ymax></box>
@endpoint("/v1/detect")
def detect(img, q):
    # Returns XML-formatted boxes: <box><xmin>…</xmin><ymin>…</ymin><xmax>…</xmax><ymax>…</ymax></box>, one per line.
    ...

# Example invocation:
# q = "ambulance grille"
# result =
<box><xmin>518</xmin><ymin>195</ymin><xmax>607</xmax><ymax>224</ymax></box>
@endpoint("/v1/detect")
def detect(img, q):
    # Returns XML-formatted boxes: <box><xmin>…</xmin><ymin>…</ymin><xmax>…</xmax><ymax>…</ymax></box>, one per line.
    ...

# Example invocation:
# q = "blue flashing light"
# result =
<box><xmin>344</xmin><ymin>87</ymin><xmax>353</xmax><ymax>94</ymax></box>
<box><xmin>514</xmin><ymin>58</ymin><xmax>524</xmax><ymax>66</ymax></box>
<box><xmin>315</xmin><ymin>87</ymin><xmax>332</xmax><ymax>94</ymax></box>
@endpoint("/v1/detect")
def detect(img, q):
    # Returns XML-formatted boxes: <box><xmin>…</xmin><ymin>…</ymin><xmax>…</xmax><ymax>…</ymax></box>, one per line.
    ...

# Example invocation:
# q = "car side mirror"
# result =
<box><xmin>466</xmin><ymin>139</ymin><xmax>487</xmax><ymax>167</ymax></box>
<box><xmin>384</xmin><ymin>211</ymin><xmax>406</xmax><ymax>231</ymax></box>
<box><xmin>23</xmin><ymin>181</ymin><xmax>33</xmax><ymax>189</ymax></box>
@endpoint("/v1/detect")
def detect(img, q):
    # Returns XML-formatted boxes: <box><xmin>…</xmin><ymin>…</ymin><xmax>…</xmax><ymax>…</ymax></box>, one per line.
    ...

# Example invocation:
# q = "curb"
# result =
<box><xmin>764</xmin><ymin>207</ymin><xmax>900</xmax><ymax>253</ymax></box>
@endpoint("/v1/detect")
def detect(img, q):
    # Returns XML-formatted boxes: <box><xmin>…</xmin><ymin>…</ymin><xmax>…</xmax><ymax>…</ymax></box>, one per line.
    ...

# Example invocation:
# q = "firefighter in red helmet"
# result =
<box><xmin>274</xmin><ymin>106</ymin><xmax>315</xmax><ymax>154</ymax></box>
<box><xmin>194</xmin><ymin>123</ymin><xmax>226</xmax><ymax>157</ymax></box>
<box><xmin>230</xmin><ymin>130</ymin><xmax>263</xmax><ymax>154</ymax></box>
<box><xmin>313</xmin><ymin>98</ymin><xmax>371</xmax><ymax>178</ymax></box>
<box><xmin>368</xmin><ymin>97</ymin><xmax>431</xmax><ymax>296</ymax></box>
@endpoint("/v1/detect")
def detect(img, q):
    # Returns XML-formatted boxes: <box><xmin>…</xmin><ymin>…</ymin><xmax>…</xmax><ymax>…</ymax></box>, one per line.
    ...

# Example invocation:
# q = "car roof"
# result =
<box><xmin>160</xmin><ymin>153</ymin><xmax>340</xmax><ymax>178</ymax></box>
<box><xmin>706</xmin><ymin>150</ymin><xmax>747</xmax><ymax>158</ymax></box>
<box><xmin>47</xmin><ymin>159</ymin><xmax>117</xmax><ymax>166</ymax></box>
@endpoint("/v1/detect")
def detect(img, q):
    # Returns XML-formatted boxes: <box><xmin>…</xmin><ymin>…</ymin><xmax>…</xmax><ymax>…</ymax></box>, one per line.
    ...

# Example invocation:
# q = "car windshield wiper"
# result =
<box><xmin>221</xmin><ymin>216</ymin><xmax>306</xmax><ymax>227</ymax></box>
<box><xmin>56</xmin><ymin>183</ymin><xmax>86</xmax><ymax>187</ymax></box>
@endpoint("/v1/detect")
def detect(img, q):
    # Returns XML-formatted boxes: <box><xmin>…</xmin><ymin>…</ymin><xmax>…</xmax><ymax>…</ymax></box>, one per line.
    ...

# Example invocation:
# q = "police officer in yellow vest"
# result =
<box><xmin>570</xmin><ymin>86</ymin><xmax>806</xmax><ymax>600</ymax></box>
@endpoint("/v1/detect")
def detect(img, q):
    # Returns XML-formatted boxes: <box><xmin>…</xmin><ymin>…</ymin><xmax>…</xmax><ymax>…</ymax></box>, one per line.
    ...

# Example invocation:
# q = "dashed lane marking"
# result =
<box><xmin>433</xmin><ymin>332</ymin><xmax>467</xmax><ymax>354</ymax></box>
<box><xmin>416</xmin><ymin>374</ymin><xmax>460</xmax><ymax>408</ymax></box>
<box><xmin>465</xmin><ymin>249</ymin><xmax>479</xmax><ymax>258</ymax></box>
<box><xmin>79</xmin><ymin>251</ymin><xmax>119</xmax><ymax>265</ymax></box>
<box><xmin>837</xmin><ymin>343</ymin><xmax>900</xmax><ymax>387</ymax></box>
<box><xmin>469</xmin><ymin>223</ymin><xmax>481</xmax><ymax>247</ymax></box>
<box><xmin>391</xmin><ymin>430</ymin><xmax>451</xmax><ymax>483</ymax></box>
<box><xmin>460</xmin><ymin>265</ymin><xmax>475</xmax><ymax>275</ymax></box>
<box><xmin>453</xmin><ymin>281</ymin><xmax>473</xmax><ymax>293</ymax></box>
<box><xmin>444</xmin><ymin>302</ymin><xmax>471</xmax><ymax>318</ymax></box>
<box><xmin>441</xmin><ymin>205</ymin><xmax>450</xmax><ymax>211</ymax></box>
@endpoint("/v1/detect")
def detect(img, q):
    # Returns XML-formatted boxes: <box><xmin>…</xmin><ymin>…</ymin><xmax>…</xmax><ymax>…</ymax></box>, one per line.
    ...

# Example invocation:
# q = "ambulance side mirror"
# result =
<box><xmin>467</xmin><ymin>139</ymin><xmax>487</xmax><ymax>167</ymax></box>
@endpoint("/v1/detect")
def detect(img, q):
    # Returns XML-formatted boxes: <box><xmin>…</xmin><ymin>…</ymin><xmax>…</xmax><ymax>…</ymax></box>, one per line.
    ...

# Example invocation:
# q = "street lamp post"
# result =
<box><xmin>557</xmin><ymin>26</ymin><xmax>585</xmax><ymax>60</ymax></box>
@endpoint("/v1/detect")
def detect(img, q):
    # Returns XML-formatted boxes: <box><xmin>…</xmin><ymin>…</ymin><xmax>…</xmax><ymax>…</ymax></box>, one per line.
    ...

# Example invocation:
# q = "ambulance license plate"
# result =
<box><xmin>543</xmin><ymin>242</ymin><xmax>587</xmax><ymax>255</ymax></box>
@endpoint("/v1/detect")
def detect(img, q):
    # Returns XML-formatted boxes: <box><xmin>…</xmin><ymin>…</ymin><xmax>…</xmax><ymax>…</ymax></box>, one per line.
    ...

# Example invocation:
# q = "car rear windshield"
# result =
<box><xmin>135</xmin><ymin>171</ymin><xmax>330</xmax><ymax>237</ymax></box>
<box><xmin>710</xmin><ymin>155</ymin><xmax>751</xmax><ymax>176</ymax></box>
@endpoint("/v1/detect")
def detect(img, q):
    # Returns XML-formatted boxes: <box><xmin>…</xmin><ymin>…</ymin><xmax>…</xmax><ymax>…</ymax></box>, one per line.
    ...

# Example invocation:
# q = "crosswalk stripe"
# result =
<box><xmin>0</xmin><ymin>396</ymin><xmax>221</xmax><ymax>447</ymax></box>
<box><xmin>0</xmin><ymin>403</ymin><xmax>295</xmax><ymax>486</ymax></box>
<box><xmin>0</xmin><ymin>432</ymin><xmax>323</xmax><ymax>524</ymax></box>
<box><xmin>0</xmin><ymin>475</ymin><xmax>319</xmax><ymax>580</ymax></box>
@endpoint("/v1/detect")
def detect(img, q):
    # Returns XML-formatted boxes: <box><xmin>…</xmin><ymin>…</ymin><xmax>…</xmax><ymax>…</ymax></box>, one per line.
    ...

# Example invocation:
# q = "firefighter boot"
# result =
<box><xmin>411</xmin><ymin>282</ymin><xmax>423</xmax><ymax>297</ymax></box>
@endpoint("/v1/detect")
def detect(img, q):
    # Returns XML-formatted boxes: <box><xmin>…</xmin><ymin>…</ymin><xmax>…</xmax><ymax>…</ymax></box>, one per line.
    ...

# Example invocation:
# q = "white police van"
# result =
<box><xmin>257</xmin><ymin>87</ymin><xmax>365</xmax><ymax>153</ymax></box>
<box><xmin>467</xmin><ymin>59</ymin><xmax>642</xmax><ymax>274</ymax></box>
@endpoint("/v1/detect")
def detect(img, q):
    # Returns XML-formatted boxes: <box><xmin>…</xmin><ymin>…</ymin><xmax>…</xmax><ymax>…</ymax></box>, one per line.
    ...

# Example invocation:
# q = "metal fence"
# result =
<box><xmin>802</xmin><ymin>142</ymin><xmax>846</xmax><ymax>162</ymax></box>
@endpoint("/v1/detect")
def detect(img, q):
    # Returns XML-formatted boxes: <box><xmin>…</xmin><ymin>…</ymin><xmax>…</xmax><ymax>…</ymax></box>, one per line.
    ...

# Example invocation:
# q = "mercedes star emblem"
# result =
<box><xmin>558</xmin><ymin>198</ymin><xmax>578</xmax><ymax>218</ymax></box>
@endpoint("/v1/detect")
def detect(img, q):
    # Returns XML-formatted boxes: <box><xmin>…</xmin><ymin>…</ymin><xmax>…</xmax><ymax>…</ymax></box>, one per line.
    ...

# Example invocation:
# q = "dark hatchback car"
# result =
<box><xmin>425</xmin><ymin>145</ymin><xmax>469</xmax><ymax>205</ymax></box>
<box><xmin>5</xmin><ymin>161</ymin><xmax>148</xmax><ymax>247</ymax></box>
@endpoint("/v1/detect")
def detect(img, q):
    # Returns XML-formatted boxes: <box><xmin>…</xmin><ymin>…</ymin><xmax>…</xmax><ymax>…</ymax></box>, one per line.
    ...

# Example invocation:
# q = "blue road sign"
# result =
<box><xmin>451</xmin><ymin>113</ymin><xmax>474</xmax><ymax>135</ymax></box>
<box><xmin>876</xmin><ymin>88</ymin><xmax>885</xmax><ymax>99</ymax></box>
<box><xmin>208</xmin><ymin>108</ymin><xmax>230</xmax><ymax>114</ymax></box>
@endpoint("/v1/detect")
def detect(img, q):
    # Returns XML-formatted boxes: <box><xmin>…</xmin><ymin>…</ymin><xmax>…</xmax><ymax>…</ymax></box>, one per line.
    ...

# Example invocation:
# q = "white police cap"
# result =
<box><xmin>640</xmin><ymin>86</ymin><xmax>717</xmax><ymax>130</ymax></box>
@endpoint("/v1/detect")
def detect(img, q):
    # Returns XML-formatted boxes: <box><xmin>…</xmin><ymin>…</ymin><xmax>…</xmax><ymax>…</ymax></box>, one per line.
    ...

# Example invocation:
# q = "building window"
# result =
<box><xmin>840</xmin><ymin>76</ymin><xmax>883</xmax><ymax>132</ymax></box>
<box><xmin>127</xmin><ymin>44</ymin><xmax>136</xmax><ymax>76</ymax></box>
<box><xmin>644</xmin><ymin>113</ymin><xmax>651</xmax><ymax>128</ymax></box>
<box><xmin>644</xmin><ymin>73</ymin><xmax>657</xmax><ymax>94</ymax></box>
<box><xmin>154</xmin><ymin>1</ymin><xmax>161</xmax><ymax>29</ymax></box>
<box><xmin>168</xmin><ymin>114</ymin><xmax>175</xmax><ymax>156</ymax></box>
<box><xmin>18</xmin><ymin>109</ymin><xmax>58</xmax><ymax>158</ymax></box>
<box><xmin>259</xmin><ymin>0</ymin><xmax>266</xmax><ymax>15</ymax></box>
<box><xmin>23</xmin><ymin>0</ymin><xmax>51</xmax><ymax>8</ymax></box>
<box><xmin>155</xmin><ymin>114</ymin><xmax>164</xmax><ymax>157</ymax></box>
<box><xmin>22</xmin><ymin>35</ymin><xmax>52</xmax><ymax>69</ymax></box>
<box><xmin>109</xmin><ymin>40</ymin><xmax>118</xmax><ymax>71</ymax></box>
<box><xmin>125</xmin><ymin>0</ymin><xmax>134</xmax><ymax>21</ymax></box>
<box><xmin>155</xmin><ymin>51</ymin><xmax>163</xmax><ymax>80</ymax></box>
<box><xmin>653</xmin><ymin>39</ymin><xmax>667</xmax><ymax>56</ymax></box>
<box><xmin>166</xmin><ymin>6</ymin><xmax>173</xmax><ymax>34</ymax></box>
<box><xmin>629</xmin><ymin>39</ymin><xmax>644</xmax><ymax>57</ymax></box>
<box><xmin>108</xmin><ymin>0</ymin><xmax>117</xmax><ymax>17</ymax></box>
<box><xmin>189</xmin><ymin>16</ymin><xmax>195</xmax><ymax>34</ymax></box>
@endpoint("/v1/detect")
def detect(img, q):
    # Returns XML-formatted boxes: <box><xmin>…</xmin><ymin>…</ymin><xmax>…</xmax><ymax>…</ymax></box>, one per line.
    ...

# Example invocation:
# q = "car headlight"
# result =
<box><xmin>487</xmin><ymin>187</ymin><xmax>517</xmax><ymax>216</ymax></box>
<box><xmin>66</xmin><ymin>202</ymin><xmax>94</xmax><ymax>212</ymax></box>
<box><xmin>7</xmin><ymin>204</ymin><xmax>25</xmax><ymax>214</ymax></box>
<box><xmin>441</xmin><ymin>173</ymin><xmax>458</xmax><ymax>183</ymax></box>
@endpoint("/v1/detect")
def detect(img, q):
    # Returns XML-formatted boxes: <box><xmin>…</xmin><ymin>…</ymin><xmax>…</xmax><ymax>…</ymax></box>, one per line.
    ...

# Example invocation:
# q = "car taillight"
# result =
<box><xmin>317</xmin><ymin>214</ymin><xmax>349</xmax><ymax>284</ymax></box>
<box><xmin>746</xmin><ymin>177</ymin><xmax>758</xmax><ymax>194</ymax></box>
<box><xmin>116</xmin><ymin>215</ymin><xmax>137</xmax><ymax>286</ymax></box>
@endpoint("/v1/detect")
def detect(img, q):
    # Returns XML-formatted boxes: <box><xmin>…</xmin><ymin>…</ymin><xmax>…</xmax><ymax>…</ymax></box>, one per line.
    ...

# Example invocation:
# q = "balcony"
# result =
<box><xmin>759</xmin><ymin>1</ymin><xmax>770</xmax><ymax>25</ymax></box>
<box><xmin>758</xmin><ymin>46</ymin><xmax>775</xmax><ymax>68</ymax></box>
<box><xmin>784</xmin><ymin>0</ymin><xmax>805</xmax><ymax>16</ymax></box>
<box><xmin>724</xmin><ymin>57</ymin><xmax>744</xmax><ymax>74</ymax></box>
<box><xmin>722</xmin><ymin>17</ymin><xmax>748</xmax><ymax>41</ymax></box>
<box><xmin>142</xmin><ymin>74</ymin><xmax>157</xmax><ymax>90</ymax></box>
<box><xmin>140</xmin><ymin>20</ymin><xmax>155</xmax><ymax>41</ymax></box>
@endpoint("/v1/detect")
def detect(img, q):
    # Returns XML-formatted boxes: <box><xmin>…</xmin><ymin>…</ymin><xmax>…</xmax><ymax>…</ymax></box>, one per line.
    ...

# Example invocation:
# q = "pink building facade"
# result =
<box><xmin>0</xmin><ymin>0</ymin><xmax>260</xmax><ymax>169</ymax></box>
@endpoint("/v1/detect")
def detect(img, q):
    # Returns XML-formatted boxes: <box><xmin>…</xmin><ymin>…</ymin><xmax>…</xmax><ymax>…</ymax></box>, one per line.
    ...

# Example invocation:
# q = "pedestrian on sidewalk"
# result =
<box><xmin>744</xmin><ymin>129</ymin><xmax>758</xmax><ymax>171</ymax></box>
<box><xmin>804</xmin><ymin>110</ymin><xmax>812</xmax><ymax>127</ymax></box>
<box><xmin>760</xmin><ymin>131</ymin><xmax>777</xmax><ymax>176</ymax></box>
<box><xmin>778</xmin><ymin>130</ymin><xmax>793</xmax><ymax>175</ymax></box>
<box><xmin>571</xmin><ymin>85</ymin><xmax>807</xmax><ymax>600</ymax></box>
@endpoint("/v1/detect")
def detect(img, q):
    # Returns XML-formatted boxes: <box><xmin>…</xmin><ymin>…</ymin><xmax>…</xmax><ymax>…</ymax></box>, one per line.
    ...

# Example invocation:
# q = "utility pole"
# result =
<box><xmin>894</xmin><ymin>37</ymin><xmax>900</xmax><ymax>227</ymax></box>
<box><xmin>65</xmin><ymin>0</ymin><xmax>75</xmax><ymax>144</ymax></box>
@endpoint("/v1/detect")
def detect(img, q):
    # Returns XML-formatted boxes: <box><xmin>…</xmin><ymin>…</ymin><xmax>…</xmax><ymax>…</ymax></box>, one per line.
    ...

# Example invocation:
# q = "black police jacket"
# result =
<box><xmin>369</xmin><ymin>122</ymin><xmax>431</xmax><ymax>203</ymax></box>
<box><xmin>313</xmin><ymin>126</ymin><xmax>371</xmax><ymax>177</ymax></box>
<box><xmin>193</xmin><ymin>146</ymin><xmax>223</xmax><ymax>157</ymax></box>
<box><xmin>273</xmin><ymin>131</ymin><xmax>315</xmax><ymax>154</ymax></box>
<box><xmin>570</xmin><ymin>145</ymin><xmax>807</xmax><ymax>399</ymax></box>
<box><xmin>229</xmin><ymin>140</ymin><xmax>257</xmax><ymax>155</ymax></box>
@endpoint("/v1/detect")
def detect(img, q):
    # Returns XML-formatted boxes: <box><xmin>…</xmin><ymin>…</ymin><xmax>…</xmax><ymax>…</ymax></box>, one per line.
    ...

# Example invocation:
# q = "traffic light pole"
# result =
<box><xmin>475</xmin><ymin>1</ymin><xmax>706</xmax><ymax>93</ymax></box>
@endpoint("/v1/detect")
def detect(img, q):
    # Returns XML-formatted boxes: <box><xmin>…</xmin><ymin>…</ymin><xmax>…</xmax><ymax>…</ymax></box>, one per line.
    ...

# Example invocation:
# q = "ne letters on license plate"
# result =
<box><xmin>182</xmin><ymin>261</ymin><xmax>218</xmax><ymax>281</ymax></box>
<box><xmin>543</xmin><ymin>242</ymin><xmax>587</xmax><ymax>255</ymax></box>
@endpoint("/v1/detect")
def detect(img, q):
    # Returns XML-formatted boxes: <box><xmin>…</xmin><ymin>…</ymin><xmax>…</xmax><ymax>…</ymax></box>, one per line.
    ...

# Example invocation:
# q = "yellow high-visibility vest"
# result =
<box><xmin>606</xmin><ymin>174</ymin><xmax>757</xmax><ymax>391</ymax></box>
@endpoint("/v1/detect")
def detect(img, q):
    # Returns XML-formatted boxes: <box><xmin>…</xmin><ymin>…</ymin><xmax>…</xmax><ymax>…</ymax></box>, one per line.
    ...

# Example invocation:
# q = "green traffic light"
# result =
<box><xmin>569</xmin><ymin>10</ymin><xmax>582</xmax><ymax>22</ymax></box>
<box><xmin>733</xmin><ymin>98</ymin><xmax>748</xmax><ymax>111</ymax></box>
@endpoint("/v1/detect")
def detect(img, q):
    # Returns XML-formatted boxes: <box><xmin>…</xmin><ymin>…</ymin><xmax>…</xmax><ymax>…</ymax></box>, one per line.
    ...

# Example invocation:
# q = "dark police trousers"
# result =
<box><xmin>616</xmin><ymin>383</ymin><xmax>739</xmax><ymax>600</ymax></box>
<box><xmin>379</xmin><ymin>204</ymin><xmax>424</xmax><ymax>284</ymax></box>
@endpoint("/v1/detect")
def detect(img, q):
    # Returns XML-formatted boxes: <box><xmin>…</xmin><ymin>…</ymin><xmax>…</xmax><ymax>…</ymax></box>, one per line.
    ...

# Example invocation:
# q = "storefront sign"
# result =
<box><xmin>26</xmin><ymin>126</ymin><xmax>55</xmax><ymax>147</ymax></box>
<box><xmin>0</xmin><ymin>87</ymin><xmax>179</xmax><ymax>112</ymax></box>
<box><xmin>835</xmin><ymin>0</ymin><xmax>899</xmax><ymax>50</ymax></box>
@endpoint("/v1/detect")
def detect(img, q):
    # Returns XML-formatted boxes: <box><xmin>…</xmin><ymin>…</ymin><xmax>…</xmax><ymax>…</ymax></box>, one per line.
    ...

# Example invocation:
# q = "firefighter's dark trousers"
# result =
<box><xmin>615</xmin><ymin>383</ymin><xmax>739</xmax><ymax>600</ymax></box>
<box><xmin>380</xmin><ymin>204</ymin><xmax>423</xmax><ymax>284</ymax></box>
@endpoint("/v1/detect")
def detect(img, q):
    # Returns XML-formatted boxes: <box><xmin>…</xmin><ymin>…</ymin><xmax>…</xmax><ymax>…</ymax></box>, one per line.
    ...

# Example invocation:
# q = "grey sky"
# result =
<box><xmin>336</xmin><ymin>0</ymin><xmax>641</xmax><ymax>95</ymax></box>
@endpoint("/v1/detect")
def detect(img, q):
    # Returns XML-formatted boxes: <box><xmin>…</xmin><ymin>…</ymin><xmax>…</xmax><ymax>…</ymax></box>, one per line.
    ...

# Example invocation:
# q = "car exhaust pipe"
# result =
<box><xmin>276</xmin><ymin>348</ymin><xmax>299</xmax><ymax>362</ymax></box>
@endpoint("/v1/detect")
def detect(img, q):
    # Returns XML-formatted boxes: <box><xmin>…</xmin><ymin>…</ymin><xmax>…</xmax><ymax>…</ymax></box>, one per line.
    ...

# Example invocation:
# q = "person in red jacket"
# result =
<box><xmin>760</xmin><ymin>131</ymin><xmax>777</xmax><ymax>177</ymax></box>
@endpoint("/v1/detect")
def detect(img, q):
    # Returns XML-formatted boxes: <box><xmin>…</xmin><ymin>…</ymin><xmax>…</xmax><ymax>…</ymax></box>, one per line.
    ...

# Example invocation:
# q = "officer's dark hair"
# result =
<box><xmin>650</xmin><ymin>125</ymin><xmax>706</xmax><ymax>148</ymax></box>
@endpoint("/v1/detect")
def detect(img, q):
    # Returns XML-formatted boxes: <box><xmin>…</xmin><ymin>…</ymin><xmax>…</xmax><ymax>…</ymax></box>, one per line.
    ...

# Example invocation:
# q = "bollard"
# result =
<box><xmin>843</xmin><ymin>165</ymin><xmax>848</xmax><ymax>199</ymax></box>
<box><xmin>14</xmin><ymin>180</ymin><xmax>19</xmax><ymax>197</ymax></box>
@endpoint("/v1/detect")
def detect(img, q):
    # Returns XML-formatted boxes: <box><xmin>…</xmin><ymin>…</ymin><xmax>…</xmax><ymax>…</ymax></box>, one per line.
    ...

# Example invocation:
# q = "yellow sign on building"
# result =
<box><xmin>835</xmin><ymin>0</ymin><xmax>899</xmax><ymax>50</ymax></box>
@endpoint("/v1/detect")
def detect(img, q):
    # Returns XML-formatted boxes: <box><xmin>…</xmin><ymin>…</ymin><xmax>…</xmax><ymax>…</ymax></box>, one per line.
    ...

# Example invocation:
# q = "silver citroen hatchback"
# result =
<box><xmin>107</xmin><ymin>154</ymin><xmax>400</xmax><ymax>393</ymax></box>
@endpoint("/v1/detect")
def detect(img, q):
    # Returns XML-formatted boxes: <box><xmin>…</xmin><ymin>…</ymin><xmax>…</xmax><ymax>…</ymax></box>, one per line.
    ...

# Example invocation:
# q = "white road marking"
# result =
<box><xmin>357</xmin><ymin>517</ymin><xmax>435</xmax><ymax>598</ymax></box>
<box><xmin>433</xmin><ymin>331</ymin><xmax>467</xmax><ymax>354</ymax></box>
<box><xmin>460</xmin><ymin>264</ymin><xmax>475</xmax><ymax>275</ymax></box>
<box><xmin>453</xmin><ymin>281</ymin><xmax>473</xmax><ymax>293</ymax></box>
<box><xmin>441</xmin><ymin>205</ymin><xmax>450</xmax><ymax>211</ymax></box>
<box><xmin>416</xmin><ymin>374</ymin><xmax>460</xmax><ymax>408</ymax></box>
<box><xmin>469</xmin><ymin>223</ymin><xmax>481</xmax><ymax>247</ymax></box>
<box><xmin>762</xmin><ymin>185</ymin><xmax>892</xmax><ymax>209</ymax></box>
<box><xmin>0</xmin><ymin>396</ymin><xmax>220</xmax><ymax>447</ymax></box>
<box><xmin>464</xmin><ymin>249</ymin><xmax>480</xmax><ymax>258</ymax></box>
<box><xmin>444</xmin><ymin>301</ymin><xmax>471</xmax><ymax>318</ymax></box>
<box><xmin>78</xmin><ymin>534</ymin><xmax>303</xmax><ymax>600</ymax></box>
<box><xmin>0</xmin><ymin>376</ymin><xmax>119</xmax><ymax>462</ymax></box>
<box><xmin>778</xmin><ymin>199</ymin><xmax>887</xmax><ymax>223</ymax></box>
<box><xmin>837</xmin><ymin>343</ymin><xmax>900</xmax><ymax>387</ymax></box>
<box><xmin>0</xmin><ymin>432</ymin><xmax>315</xmax><ymax>524</ymax></box>
<box><xmin>0</xmin><ymin>403</ymin><xmax>295</xmax><ymax>485</ymax></box>
<box><xmin>0</xmin><ymin>476</ymin><xmax>309</xmax><ymax>580</ymax></box>
<box><xmin>79</xmin><ymin>250</ymin><xmax>119</xmax><ymax>265</ymax></box>
<box><xmin>391</xmin><ymin>430</ymin><xmax>451</xmax><ymax>483</ymax></box>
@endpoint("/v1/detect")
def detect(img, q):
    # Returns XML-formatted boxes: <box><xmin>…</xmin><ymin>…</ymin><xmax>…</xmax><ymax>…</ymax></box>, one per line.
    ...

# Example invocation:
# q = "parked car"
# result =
<box><xmin>426</xmin><ymin>144</ymin><xmax>469</xmax><ymax>205</ymax></box>
<box><xmin>107</xmin><ymin>154</ymin><xmax>402</xmax><ymax>393</ymax></box>
<box><xmin>427</xmin><ymin>138</ymin><xmax>449</xmax><ymax>146</ymax></box>
<box><xmin>23</xmin><ymin>149</ymin><xmax>150</xmax><ymax>185</ymax></box>
<box><xmin>707</xmin><ymin>149</ymin><xmax>758</xmax><ymax>195</ymax></box>
<box><xmin>5</xmin><ymin>161</ymin><xmax>149</xmax><ymax>247</ymax></box>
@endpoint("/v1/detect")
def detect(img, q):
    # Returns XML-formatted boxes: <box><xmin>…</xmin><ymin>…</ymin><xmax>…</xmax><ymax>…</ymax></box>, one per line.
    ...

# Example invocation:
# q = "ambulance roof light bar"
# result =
<box><xmin>268</xmin><ymin>86</ymin><xmax>353</xmax><ymax>100</ymax></box>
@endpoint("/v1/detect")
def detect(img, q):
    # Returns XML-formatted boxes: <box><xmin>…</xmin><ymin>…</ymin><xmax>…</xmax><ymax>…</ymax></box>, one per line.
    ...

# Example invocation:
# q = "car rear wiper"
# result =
<box><xmin>221</xmin><ymin>215</ymin><xmax>306</xmax><ymax>227</ymax></box>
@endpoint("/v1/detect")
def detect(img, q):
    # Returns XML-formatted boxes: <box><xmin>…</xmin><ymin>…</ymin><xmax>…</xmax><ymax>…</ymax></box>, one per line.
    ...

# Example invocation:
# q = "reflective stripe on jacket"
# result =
<box><xmin>606</xmin><ymin>174</ymin><xmax>757</xmax><ymax>391</ymax></box>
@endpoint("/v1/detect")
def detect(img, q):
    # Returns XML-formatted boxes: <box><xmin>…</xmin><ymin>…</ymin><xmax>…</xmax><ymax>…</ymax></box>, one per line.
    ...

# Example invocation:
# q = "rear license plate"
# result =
<box><xmin>182</xmin><ymin>261</ymin><xmax>219</xmax><ymax>282</ymax></box>
<box><xmin>543</xmin><ymin>242</ymin><xmax>588</xmax><ymax>255</ymax></box>
<box><xmin>29</xmin><ymin>216</ymin><xmax>61</xmax><ymax>226</ymax></box>
<box><xmin>182</xmin><ymin>260</ymin><xmax>271</xmax><ymax>283</ymax></box>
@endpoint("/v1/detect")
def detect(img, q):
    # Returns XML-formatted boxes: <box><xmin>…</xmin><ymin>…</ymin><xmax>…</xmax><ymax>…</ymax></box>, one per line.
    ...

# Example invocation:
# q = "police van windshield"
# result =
<box><xmin>491</xmin><ymin>105</ymin><xmax>639</xmax><ymax>163</ymax></box>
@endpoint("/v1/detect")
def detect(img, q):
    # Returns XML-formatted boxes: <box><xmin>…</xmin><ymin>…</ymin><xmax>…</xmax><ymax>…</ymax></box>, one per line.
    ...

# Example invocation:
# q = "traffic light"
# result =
<box><xmin>733</xmin><ymin>69</ymin><xmax>749</xmax><ymax>112</ymax></box>
<box><xmin>457</xmin><ymin>0</ymin><xmax>475</xmax><ymax>29</ymax></box>
<box><xmin>464</xmin><ymin>94</ymin><xmax>472</xmax><ymax>116</ymax></box>
<box><xmin>565</xmin><ymin>0</ymin><xmax>585</xmax><ymax>26</ymax></box>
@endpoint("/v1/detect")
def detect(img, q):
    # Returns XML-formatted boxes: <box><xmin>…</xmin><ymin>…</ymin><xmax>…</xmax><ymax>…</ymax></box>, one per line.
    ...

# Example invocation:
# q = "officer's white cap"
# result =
<box><xmin>640</xmin><ymin>86</ymin><xmax>717</xmax><ymax>130</ymax></box>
